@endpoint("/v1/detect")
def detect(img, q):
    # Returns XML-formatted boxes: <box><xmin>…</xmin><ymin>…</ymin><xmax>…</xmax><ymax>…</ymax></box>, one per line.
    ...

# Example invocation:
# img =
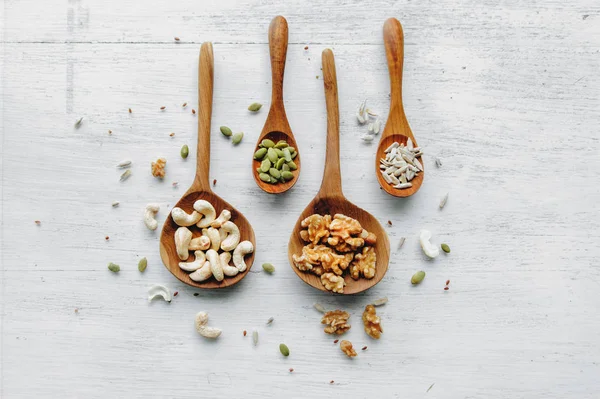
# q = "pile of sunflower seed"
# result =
<box><xmin>379</xmin><ymin>139</ymin><xmax>423</xmax><ymax>189</ymax></box>
<box><xmin>356</xmin><ymin>100</ymin><xmax>381</xmax><ymax>142</ymax></box>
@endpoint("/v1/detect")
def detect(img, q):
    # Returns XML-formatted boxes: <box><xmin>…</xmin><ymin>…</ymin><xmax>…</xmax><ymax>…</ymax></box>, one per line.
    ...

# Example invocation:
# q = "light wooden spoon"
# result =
<box><xmin>159</xmin><ymin>42</ymin><xmax>256</xmax><ymax>289</ymax></box>
<box><xmin>252</xmin><ymin>16</ymin><xmax>301</xmax><ymax>194</ymax></box>
<box><xmin>375</xmin><ymin>17</ymin><xmax>424</xmax><ymax>197</ymax></box>
<box><xmin>287</xmin><ymin>49</ymin><xmax>390</xmax><ymax>295</ymax></box>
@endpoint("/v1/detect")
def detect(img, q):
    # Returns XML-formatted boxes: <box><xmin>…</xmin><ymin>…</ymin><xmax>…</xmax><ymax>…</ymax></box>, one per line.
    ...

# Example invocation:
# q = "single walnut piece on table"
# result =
<box><xmin>321</xmin><ymin>310</ymin><xmax>351</xmax><ymax>335</ymax></box>
<box><xmin>321</xmin><ymin>272</ymin><xmax>345</xmax><ymax>293</ymax></box>
<box><xmin>350</xmin><ymin>246</ymin><xmax>376</xmax><ymax>280</ymax></box>
<box><xmin>340</xmin><ymin>340</ymin><xmax>357</xmax><ymax>358</ymax></box>
<box><xmin>300</xmin><ymin>214</ymin><xmax>331</xmax><ymax>244</ymax></box>
<box><xmin>362</xmin><ymin>304</ymin><xmax>383</xmax><ymax>339</ymax></box>
<box><xmin>151</xmin><ymin>158</ymin><xmax>167</xmax><ymax>178</ymax></box>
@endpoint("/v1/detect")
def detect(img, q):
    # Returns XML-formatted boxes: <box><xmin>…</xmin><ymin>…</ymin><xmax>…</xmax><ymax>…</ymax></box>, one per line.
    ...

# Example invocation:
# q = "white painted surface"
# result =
<box><xmin>1</xmin><ymin>1</ymin><xmax>600</xmax><ymax>398</ymax></box>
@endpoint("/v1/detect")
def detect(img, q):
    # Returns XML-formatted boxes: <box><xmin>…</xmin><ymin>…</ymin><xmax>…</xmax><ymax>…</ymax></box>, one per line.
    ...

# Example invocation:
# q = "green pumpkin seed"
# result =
<box><xmin>287</xmin><ymin>161</ymin><xmax>297</xmax><ymax>170</ymax></box>
<box><xmin>260</xmin><ymin>159</ymin><xmax>271</xmax><ymax>173</ymax></box>
<box><xmin>220</xmin><ymin>126</ymin><xmax>233</xmax><ymax>137</ymax></box>
<box><xmin>288</xmin><ymin>146</ymin><xmax>296</xmax><ymax>153</ymax></box>
<box><xmin>279</xmin><ymin>343</ymin><xmax>290</xmax><ymax>356</ymax></box>
<box><xmin>248</xmin><ymin>102</ymin><xmax>263</xmax><ymax>112</ymax></box>
<box><xmin>275</xmin><ymin>158</ymin><xmax>285</xmax><ymax>169</ymax></box>
<box><xmin>269</xmin><ymin>168</ymin><xmax>281</xmax><ymax>179</ymax></box>
<box><xmin>441</xmin><ymin>243</ymin><xmax>451</xmax><ymax>253</ymax></box>
<box><xmin>262</xmin><ymin>263</ymin><xmax>275</xmax><ymax>274</ymax></box>
<box><xmin>267</xmin><ymin>148</ymin><xmax>278</xmax><ymax>163</ymax></box>
<box><xmin>256</xmin><ymin>167</ymin><xmax>262</xmax><ymax>174</ymax></box>
<box><xmin>232</xmin><ymin>132</ymin><xmax>243</xmax><ymax>145</ymax></box>
<box><xmin>274</xmin><ymin>148</ymin><xmax>285</xmax><ymax>158</ymax></box>
<box><xmin>259</xmin><ymin>173</ymin><xmax>271</xmax><ymax>182</ymax></box>
<box><xmin>282</xmin><ymin>148</ymin><xmax>292</xmax><ymax>162</ymax></box>
<box><xmin>108</xmin><ymin>262</ymin><xmax>120</xmax><ymax>273</ymax></box>
<box><xmin>274</xmin><ymin>140</ymin><xmax>289</xmax><ymax>149</ymax></box>
<box><xmin>138</xmin><ymin>257</ymin><xmax>147</xmax><ymax>272</ymax></box>
<box><xmin>290</xmin><ymin>150</ymin><xmax>297</xmax><ymax>159</ymax></box>
<box><xmin>261</xmin><ymin>139</ymin><xmax>275</xmax><ymax>148</ymax></box>
<box><xmin>282</xmin><ymin>164</ymin><xmax>290</xmax><ymax>172</ymax></box>
<box><xmin>411</xmin><ymin>271</ymin><xmax>426</xmax><ymax>285</ymax></box>
<box><xmin>254</xmin><ymin>148</ymin><xmax>267</xmax><ymax>160</ymax></box>
<box><xmin>281</xmin><ymin>171</ymin><xmax>294</xmax><ymax>181</ymax></box>
<box><xmin>269</xmin><ymin>176</ymin><xmax>278</xmax><ymax>184</ymax></box>
<box><xmin>180</xmin><ymin>145</ymin><xmax>189</xmax><ymax>159</ymax></box>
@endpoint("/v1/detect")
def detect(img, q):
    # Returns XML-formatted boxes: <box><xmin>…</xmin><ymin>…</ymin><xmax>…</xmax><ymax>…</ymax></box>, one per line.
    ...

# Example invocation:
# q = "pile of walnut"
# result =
<box><xmin>171</xmin><ymin>200</ymin><xmax>254</xmax><ymax>282</ymax></box>
<box><xmin>321</xmin><ymin>305</ymin><xmax>383</xmax><ymax>358</ymax></box>
<box><xmin>292</xmin><ymin>213</ymin><xmax>377</xmax><ymax>293</ymax></box>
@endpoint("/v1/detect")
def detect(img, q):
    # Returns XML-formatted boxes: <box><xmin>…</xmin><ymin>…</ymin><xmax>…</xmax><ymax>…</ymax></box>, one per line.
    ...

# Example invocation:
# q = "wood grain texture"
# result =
<box><xmin>288</xmin><ymin>49</ymin><xmax>390</xmax><ymax>295</ymax></box>
<box><xmin>1</xmin><ymin>0</ymin><xmax>600</xmax><ymax>398</ymax></box>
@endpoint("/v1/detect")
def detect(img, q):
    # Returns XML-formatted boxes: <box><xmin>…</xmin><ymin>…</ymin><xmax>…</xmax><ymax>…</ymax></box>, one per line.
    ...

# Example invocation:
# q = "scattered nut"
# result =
<box><xmin>174</xmin><ymin>227</ymin><xmax>193</xmax><ymax>260</ymax></box>
<box><xmin>320</xmin><ymin>273</ymin><xmax>346</xmax><ymax>294</ymax></box>
<box><xmin>151</xmin><ymin>158</ymin><xmax>167</xmax><ymax>178</ymax></box>
<box><xmin>147</xmin><ymin>284</ymin><xmax>171</xmax><ymax>302</ymax></box>
<box><xmin>279</xmin><ymin>343</ymin><xmax>290</xmax><ymax>356</ymax></box>
<box><xmin>362</xmin><ymin>305</ymin><xmax>383</xmax><ymax>339</ymax></box>
<box><xmin>420</xmin><ymin>230</ymin><xmax>440</xmax><ymax>258</ymax></box>
<box><xmin>411</xmin><ymin>271</ymin><xmax>426</xmax><ymax>285</ymax></box>
<box><xmin>195</xmin><ymin>311</ymin><xmax>221</xmax><ymax>339</ymax></box>
<box><xmin>107</xmin><ymin>262</ymin><xmax>120</xmax><ymax>273</ymax></box>
<box><xmin>143</xmin><ymin>204</ymin><xmax>160</xmax><ymax>231</ymax></box>
<box><xmin>321</xmin><ymin>310</ymin><xmax>351</xmax><ymax>335</ymax></box>
<box><xmin>340</xmin><ymin>340</ymin><xmax>357</xmax><ymax>357</ymax></box>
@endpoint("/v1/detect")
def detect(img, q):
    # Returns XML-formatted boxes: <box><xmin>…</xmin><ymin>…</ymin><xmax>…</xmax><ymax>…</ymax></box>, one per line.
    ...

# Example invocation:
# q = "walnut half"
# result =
<box><xmin>321</xmin><ymin>273</ymin><xmax>345</xmax><ymax>294</ymax></box>
<box><xmin>362</xmin><ymin>305</ymin><xmax>383</xmax><ymax>339</ymax></box>
<box><xmin>350</xmin><ymin>246</ymin><xmax>376</xmax><ymax>280</ymax></box>
<box><xmin>340</xmin><ymin>340</ymin><xmax>357</xmax><ymax>358</ymax></box>
<box><xmin>321</xmin><ymin>310</ymin><xmax>351</xmax><ymax>335</ymax></box>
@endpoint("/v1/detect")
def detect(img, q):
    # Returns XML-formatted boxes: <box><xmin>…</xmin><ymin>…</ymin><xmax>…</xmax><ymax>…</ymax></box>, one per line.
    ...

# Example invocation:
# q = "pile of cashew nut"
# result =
<box><xmin>171</xmin><ymin>199</ymin><xmax>254</xmax><ymax>282</ymax></box>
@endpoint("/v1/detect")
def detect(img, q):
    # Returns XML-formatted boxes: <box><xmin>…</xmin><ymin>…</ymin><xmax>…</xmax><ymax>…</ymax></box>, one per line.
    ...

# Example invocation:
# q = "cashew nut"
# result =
<box><xmin>219</xmin><ymin>228</ymin><xmax>227</xmax><ymax>243</ymax></box>
<box><xmin>419</xmin><ymin>229</ymin><xmax>439</xmax><ymax>258</ymax></box>
<box><xmin>210</xmin><ymin>209</ymin><xmax>232</xmax><ymax>228</ymax></box>
<box><xmin>189</xmin><ymin>235</ymin><xmax>211</xmax><ymax>251</ymax></box>
<box><xmin>219</xmin><ymin>251</ymin><xmax>239</xmax><ymax>277</ymax></box>
<box><xmin>189</xmin><ymin>261</ymin><xmax>212</xmax><ymax>282</ymax></box>
<box><xmin>195</xmin><ymin>311</ymin><xmax>222</xmax><ymax>339</ymax></box>
<box><xmin>147</xmin><ymin>284</ymin><xmax>172</xmax><ymax>302</ymax></box>
<box><xmin>171</xmin><ymin>207</ymin><xmax>201</xmax><ymax>227</ymax></box>
<box><xmin>193</xmin><ymin>200</ymin><xmax>217</xmax><ymax>228</ymax></box>
<box><xmin>202</xmin><ymin>227</ymin><xmax>221</xmax><ymax>251</ymax></box>
<box><xmin>233</xmin><ymin>240</ymin><xmax>254</xmax><ymax>272</ymax></box>
<box><xmin>179</xmin><ymin>250</ymin><xmax>206</xmax><ymax>271</ymax></box>
<box><xmin>219</xmin><ymin>221</ymin><xmax>240</xmax><ymax>252</ymax></box>
<box><xmin>144</xmin><ymin>203</ymin><xmax>160</xmax><ymax>231</ymax></box>
<box><xmin>206</xmin><ymin>249</ymin><xmax>224</xmax><ymax>281</ymax></box>
<box><xmin>175</xmin><ymin>227</ymin><xmax>193</xmax><ymax>260</ymax></box>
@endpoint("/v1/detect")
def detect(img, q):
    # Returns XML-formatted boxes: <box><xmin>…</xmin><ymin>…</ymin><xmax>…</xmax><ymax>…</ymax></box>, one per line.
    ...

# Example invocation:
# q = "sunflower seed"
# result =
<box><xmin>314</xmin><ymin>303</ymin><xmax>327</xmax><ymax>313</ymax></box>
<box><xmin>266</xmin><ymin>317</ymin><xmax>274</xmax><ymax>325</ymax></box>
<box><xmin>398</xmin><ymin>237</ymin><xmax>406</xmax><ymax>248</ymax></box>
<box><xmin>361</xmin><ymin>134</ymin><xmax>374</xmax><ymax>142</ymax></box>
<box><xmin>117</xmin><ymin>160</ymin><xmax>132</xmax><ymax>168</ymax></box>
<box><xmin>439</xmin><ymin>192</ymin><xmax>449</xmax><ymax>209</ymax></box>
<box><xmin>119</xmin><ymin>169</ymin><xmax>132</xmax><ymax>182</ymax></box>
<box><xmin>252</xmin><ymin>330</ymin><xmax>258</xmax><ymax>345</ymax></box>
<box><xmin>389</xmin><ymin>174</ymin><xmax>400</xmax><ymax>185</ymax></box>
<box><xmin>367</xmin><ymin>123</ymin><xmax>374</xmax><ymax>133</ymax></box>
<box><xmin>373</xmin><ymin>119</ymin><xmax>381</xmax><ymax>134</ymax></box>
<box><xmin>381</xmin><ymin>171</ymin><xmax>393</xmax><ymax>184</ymax></box>
<box><xmin>112</xmin><ymin>201</ymin><xmax>120</xmax><ymax>207</ymax></box>
<box><xmin>407</xmin><ymin>138</ymin><xmax>414</xmax><ymax>151</ymax></box>
<box><xmin>357</xmin><ymin>112</ymin><xmax>367</xmax><ymax>124</ymax></box>
<box><xmin>372</xmin><ymin>297</ymin><xmax>388</xmax><ymax>306</ymax></box>
<box><xmin>394</xmin><ymin>183</ymin><xmax>412</xmax><ymax>189</ymax></box>
<box><xmin>74</xmin><ymin>117</ymin><xmax>84</xmax><ymax>128</ymax></box>
<box><xmin>413</xmin><ymin>158</ymin><xmax>423</xmax><ymax>171</ymax></box>
<box><xmin>435</xmin><ymin>157</ymin><xmax>442</xmax><ymax>167</ymax></box>
<box><xmin>384</xmin><ymin>142</ymin><xmax>399</xmax><ymax>153</ymax></box>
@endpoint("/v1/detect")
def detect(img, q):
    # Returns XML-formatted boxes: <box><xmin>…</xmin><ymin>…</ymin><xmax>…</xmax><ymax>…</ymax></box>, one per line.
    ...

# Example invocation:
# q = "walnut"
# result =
<box><xmin>329</xmin><ymin>236</ymin><xmax>364</xmax><ymax>253</ymax></box>
<box><xmin>360</xmin><ymin>229</ymin><xmax>377</xmax><ymax>245</ymax></box>
<box><xmin>321</xmin><ymin>310</ymin><xmax>351</xmax><ymax>335</ymax></box>
<box><xmin>329</xmin><ymin>213</ymin><xmax>362</xmax><ymax>241</ymax></box>
<box><xmin>151</xmin><ymin>158</ymin><xmax>167</xmax><ymax>178</ymax></box>
<box><xmin>362</xmin><ymin>305</ymin><xmax>383</xmax><ymax>339</ymax></box>
<box><xmin>321</xmin><ymin>273</ymin><xmax>345</xmax><ymax>293</ymax></box>
<box><xmin>320</xmin><ymin>249</ymin><xmax>353</xmax><ymax>276</ymax></box>
<box><xmin>340</xmin><ymin>340</ymin><xmax>357</xmax><ymax>357</ymax></box>
<box><xmin>292</xmin><ymin>244</ymin><xmax>327</xmax><ymax>273</ymax></box>
<box><xmin>300</xmin><ymin>214</ymin><xmax>331</xmax><ymax>244</ymax></box>
<box><xmin>349</xmin><ymin>246</ymin><xmax>376</xmax><ymax>280</ymax></box>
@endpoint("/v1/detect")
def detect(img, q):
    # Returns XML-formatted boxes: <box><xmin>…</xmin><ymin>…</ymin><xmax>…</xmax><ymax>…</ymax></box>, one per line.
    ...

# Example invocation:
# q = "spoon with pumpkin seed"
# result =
<box><xmin>252</xmin><ymin>16</ymin><xmax>301</xmax><ymax>194</ymax></box>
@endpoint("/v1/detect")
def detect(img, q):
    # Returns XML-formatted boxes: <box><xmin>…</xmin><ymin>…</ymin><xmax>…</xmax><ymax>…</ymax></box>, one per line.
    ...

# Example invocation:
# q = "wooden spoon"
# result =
<box><xmin>287</xmin><ymin>49</ymin><xmax>390</xmax><ymax>295</ymax></box>
<box><xmin>159</xmin><ymin>42</ymin><xmax>256</xmax><ymax>289</ymax></box>
<box><xmin>252</xmin><ymin>16</ymin><xmax>301</xmax><ymax>194</ymax></box>
<box><xmin>375</xmin><ymin>17</ymin><xmax>424</xmax><ymax>197</ymax></box>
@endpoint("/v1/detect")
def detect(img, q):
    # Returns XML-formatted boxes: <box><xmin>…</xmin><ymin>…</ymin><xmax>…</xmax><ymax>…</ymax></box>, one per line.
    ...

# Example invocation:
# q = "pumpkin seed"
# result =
<box><xmin>281</xmin><ymin>171</ymin><xmax>294</xmax><ymax>181</ymax></box>
<box><xmin>275</xmin><ymin>158</ymin><xmax>285</xmax><ymax>170</ymax></box>
<box><xmin>180</xmin><ymin>145</ymin><xmax>189</xmax><ymax>159</ymax></box>
<box><xmin>274</xmin><ymin>140</ymin><xmax>288</xmax><ymax>149</ymax></box>
<box><xmin>282</xmin><ymin>148</ymin><xmax>292</xmax><ymax>162</ymax></box>
<box><xmin>441</xmin><ymin>243</ymin><xmax>451</xmax><ymax>253</ymax></box>
<box><xmin>261</xmin><ymin>139</ymin><xmax>275</xmax><ymax>148</ymax></box>
<box><xmin>411</xmin><ymin>271</ymin><xmax>426</xmax><ymax>285</ymax></box>
<box><xmin>288</xmin><ymin>146</ymin><xmax>296</xmax><ymax>154</ymax></box>
<box><xmin>108</xmin><ymin>262</ymin><xmax>120</xmax><ymax>273</ymax></box>
<box><xmin>248</xmin><ymin>102</ymin><xmax>263</xmax><ymax>112</ymax></box>
<box><xmin>259</xmin><ymin>173</ymin><xmax>271</xmax><ymax>182</ymax></box>
<box><xmin>269</xmin><ymin>168</ymin><xmax>281</xmax><ymax>179</ymax></box>
<box><xmin>274</xmin><ymin>148</ymin><xmax>285</xmax><ymax>158</ymax></box>
<box><xmin>256</xmin><ymin>167</ymin><xmax>262</xmax><ymax>174</ymax></box>
<box><xmin>279</xmin><ymin>343</ymin><xmax>290</xmax><ymax>356</ymax></box>
<box><xmin>232</xmin><ymin>132</ymin><xmax>243</xmax><ymax>145</ymax></box>
<box><xmin>138</xmin><ymin>257</ymin><xmax>147</xmax><ymax>272</ymax></box>
<box><xmin>269</xmin><ymin>176</ymin><xmax>278</xmax><ymax>184</ymax></box>
<box><xmin>287</xmin><ymin>161</ymin><xmax>297</xmax><ymax>170</ymax></box>
<box><xmin>282</xmin><ymin>164</ymin><xmax>290</xmax><ymax>172</ymax></box>
<box><xmin>290</xmin><ymin>150</ymin><xmax>297</xmax><ymax>159</ymax></box>
<box><xmin>262</xmin><ymin>263</ymin><xmax>275</xmax><ymax>273</ymax></box>
<box><xmin>254</xmin><ymin>148</ymin><xmax>267</xmax><ymax>160</ymax></box>
<box><xmin>260</xmin><ymin>159</ymin><xmax>271</xmax><ymax>173</ymax></box>
<box><xmin>220</xmin><ymin>126</ymin><xmax>232</xmax><ymax>137</ymax></box>
<box><xmin>267</xmin><ymin>148</ymin><xmax>278</xmax><ymax>163</ymax></box>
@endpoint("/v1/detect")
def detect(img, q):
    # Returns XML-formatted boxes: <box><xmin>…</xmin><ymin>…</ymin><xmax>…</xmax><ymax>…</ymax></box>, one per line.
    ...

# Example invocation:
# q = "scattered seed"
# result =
<box><xmin>279</xmin><ymin>343</ymin><xmax>290</xmax><ymax>356</ymax></box>
<box><xmin>173</xmin><ymin>291</ymin><xmax>178</xmax><ymax>297</ymax></box>
<box><xmin>304</xmin><ymin>45</ymin><xmax>308</xmax><ymax>50</ymax></box>
<box><xmin>314</xmin><ymin>303</ymin><xmax>326</xmax><ymax>313</ymax></box>
<box><xmin>107</xmin><ymin>262</ymin><xmax>120</xmax><ymax>273</ymax></box>
<box><xmin>128</xmin><ymin>108</ymin><xmax>132</xmax><ymax>113</ymax></box>
<box><xmin>108</xmin><ymin>130</ymin><xmax>112</xmax><ymax>134</ymax></box>
<box><xmin>232</xmin><ymin>132</ymin><xmax>243</xmax><ymax>145</ymax></box>
<box><xmin>248</xmin><ymin>102</ymin><xmax>263</xmax><ymax>112</ymax></box>
<box><xmin>105</xmin><ymin>236</ymin><xmax>109</xmax><ymax>241</ymax></box>
<box><xmin>435</xmin><ymin>158</ymin><xmax>442</xmax><ymax>167</ymax></box>
<box><xmin>330</xmin><ymin>380</ymin><xmax>334</xmax><ymax>384</ymax></box>
<box><xmin>174</xmin><ymin>37</ymin><xmax>180</xmax><ymax>41</ymax></box>
<box><xmin>243</xmin><ymin>330</ymin><xmax>247</xmax><ymax>336</ymax></box>
<box><xmin>74</xmin><ymin>308</ymin><xmax>79</xmax><ymax>313</ymax></box>
<box><xmin>193</xmin><ymin>293</ymin><xmax>199</xmax><ymax>296</ymax></box>
<box><xmin>333</xmin><ymin>339</ymin><xmax>339</xmax><ymax>344</ymax></box>
<box><xmin>266</xmin><ymin>317</ymin><xmax>274</xmax><ymax>325</ymax></box>
<box><xmin>316</xmin><ymin>75</ymin><xmax>319</xmax><ymax>79</ymax></box>
<box><xmin>160</xmin><ymin>106</ymin><xmax>166</xmax><ymax>110</ymax></box>
<box><xmin>138</xmin><ymin>257</ymin><xmax>147</xmax><ymax>272</ymax></box>
<box><xmin>387</xmin><ymin>220</ymin><xmax>392</xmax><ymax>226</ymax></box>
<box><xmin>252</xmin><ymin>330</ymin><xmax>258</xmax><ymax>345</ymax></box>
<box><xmin>34</xmin><ymin>220</ymin><xmax>41</xmax><ymax>225</ymax></box>
<box><xmin>398</xmin><ymin>237</ymin><xmax>406</xmax><ymax>249</ymax></box>
<box><xmin>172</xmin><ymin>182</ymin><xmax>178</xmax><ymax>187</ymax></box>
<box><xmin>446</xmin><ymin>280</ymin><xmax>450</xmax><ymax>286</ymax></box>
<box><xmin>180</xmin><ymin>145</ymin><xmax>189</xmax><ymax>159</ymax></box>
<box><xmin>112</xmin><ymin>201</ymin><xmax>119</xmax><ymax>207</ymax></box>
<box><xmin>169</xmin><ymin>132</ymin><xmax>175</xmax><ymax>137</ymax></box>
<box><xmin>117</xmin><ymin>160</ymin><xmax>132</xmax><ymax>168</ymax></box>
<box><xmin>289</xmin><ymin>368</ymin><xmax>294</xmax><ymax>372</ymax></box>
<box><xmin>220</xmin><ymin>126</ymin><xmax>233</xmax><ymax>137</ymax></box>
<box><xmin>74</xmin><ymin>117</ymin><xmax>84</xmax><ymax>128</ymax></box>
<box><xmin>444</xmin><ymin>286</ymin><xmax>449</xmax><ymax>291</ymax></box>
<box><xmin>439</xmin><ymin>193</ymin><xmax>449</xmax><ymax>209</ymax></box>
<box><xmin>427</xmin><ymin>383</ymin><xmax>435</xmax><ymax>392</ymax></box>
<box><xmin>362</xmin><ymin>346</ymin><xmax>367</xmax><ymax>350</ymax></box>
<box><xmin>192</xmin><ymin>109</ymin><xmax>196</xmax><ymax>114</ymax></box>
<box><xmin>441</xmin><ymin>243</ymin><xmax>451</xmax><ymax>253</ymax></box>
<box><xmin>119</xmin><ymin>169</ymin><xmax>132</xmax><ymax>182</ymax></box>
<box><xmin>411</xmin><ymin>271</ymin><xmax>426</xmax><ymax>285</ymax></box>
<box><xmin>372</xmin><ymin>297</ymin><xmax>388</xmax><ymax>307</ymax></box>
<box><xmin>262</xmin><ymin>263</ymin><xmax>275</xmax><ymax>274</ymax></box>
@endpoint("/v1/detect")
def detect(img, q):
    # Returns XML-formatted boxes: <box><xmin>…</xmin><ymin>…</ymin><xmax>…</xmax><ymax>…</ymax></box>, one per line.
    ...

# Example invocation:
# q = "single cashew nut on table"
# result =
<box><xmin>189</xmin><ymin>235</ymin><xmax>211</xmax><ymax>251</ymax></box>
<box><xmin>233</xmin><ymin>240</ymin><xmax>254</xmax><ymax>272</ymax></box>
<box><xmin>171</xmin><ymin>207</ymin><xmax>201</xmax><ymax>227</ymax></box>
<box><xmin>193</xmin><ymin>200</ymin><xmax>216</xmax><ymax>228</ymax></box>
<box><xmin>175</xmin><ymin>227</ymin><xmax>193</xmax><ymax>260</ymax></box>
<box><xmin>419</xmin><ymin>229</ymin><xmax>439</xmax><ymax>258</ymax></box>
<box><xmin>210</xmin><ymin>209</ymin><xmax>231</xmax><ymax>228</ymax></box>
<box><xmin>219</xmin><ymin>251</ymin><xmax>239</xmax><ymax>277</ymax></box>
<box><xmin>202</xmin><ymin>227</ymin><xmax>221</xmax><ymax>251</ymax></box>
<box><xmin>219</xmin><ymin>221</ymin><xmax>240</xmax><ymax>252</ymax></box>
<box><xmin>205</xmin><ymin>249</ymin><xmax>224</xmax><ymax>282</ymax></box>
<box><xmin>195</xmin><ymin>311</ymin><xmax>222</xmax><ymax>339</ymax></box>
<box><xmin>179</xmin><ymin>250</ymin><xmax>206</xmax><ymax>272</ymax></box>
<box><xmin>144</xmin><ymin>203</ymin><xmax>160</xmax><ymax>231</ymax></box>
<box><xmin>189</xmin><ymin>261</ymin><xmax>212</xmax><ymax>282</ymax></box>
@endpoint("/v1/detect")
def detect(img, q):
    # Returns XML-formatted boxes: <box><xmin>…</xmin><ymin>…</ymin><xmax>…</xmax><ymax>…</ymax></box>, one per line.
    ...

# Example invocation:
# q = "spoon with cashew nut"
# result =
<box><xmin>287</xmin><ymin>49</ymin><xmax>390</xmax><ymax>295</ymax></box>
<box><xmin>375</xmin><ymin>18</ymin><xmax>424</xmax><ymax>198</ymax></box>
<box><xmin>252</xmin><ymin>16</ymin><xmax>301</xmax><ymax>194</ymax></box>
<box><xmin>159</xmin><ymin>42</ymin><xmax>256</xmax><ymax>289</ymax></box>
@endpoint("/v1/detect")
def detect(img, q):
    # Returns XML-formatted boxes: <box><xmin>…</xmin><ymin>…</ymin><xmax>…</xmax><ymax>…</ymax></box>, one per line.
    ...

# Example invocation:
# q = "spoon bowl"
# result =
<box><xmin>253</xmin><ymin>16</ymin><xmax>301</xmax><ymax>194</ymax></box>
<box><xmin>160</xmin><ymin>42</ymin><xmax>256</xmax><ymax>289</ymax></box>
<box><xmin>376</xmin><ymin>18</ymin><xmax>424</xmax><ymax>198</ymax></box>
<box><xmin>288</xmin><ymin>49</ymin><xmax>390</xmax><ymax>295</ymax></box>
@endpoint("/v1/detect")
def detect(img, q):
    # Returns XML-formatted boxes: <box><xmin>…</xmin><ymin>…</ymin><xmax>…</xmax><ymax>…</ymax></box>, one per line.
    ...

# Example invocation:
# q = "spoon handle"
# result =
<box><xmin>318</xmin><ymin>49</ymin><xmax>343</xmax><ymax>197</ymax></box>
<box><xmin>194</xmin><ymin>42</ymin><xmax>214</xmax><ymax>192</ymax></box>
<box><xmin>383</xmin><ymin>18</ymin><xmax>410</xmax><ymax>137</ymax></box>
<box><xmin>264</xmin><ymin>16</ymin><xmax>291</xmax><ymax>133</ymax></box>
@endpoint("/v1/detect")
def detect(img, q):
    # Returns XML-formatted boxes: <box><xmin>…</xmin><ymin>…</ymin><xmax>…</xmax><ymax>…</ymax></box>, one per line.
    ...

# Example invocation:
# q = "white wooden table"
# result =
<box><xmin>1</xmin><ymin>1</ymin><xmax>599</xmax><ymax>397</ymax></box>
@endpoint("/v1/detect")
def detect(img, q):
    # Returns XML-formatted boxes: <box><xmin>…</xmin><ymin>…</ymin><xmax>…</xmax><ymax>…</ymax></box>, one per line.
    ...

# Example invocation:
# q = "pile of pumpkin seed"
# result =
<box><xmin>254</xmin><ymin>139</ymin><xmax>298</xmax><ymax>184</ymax></box>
